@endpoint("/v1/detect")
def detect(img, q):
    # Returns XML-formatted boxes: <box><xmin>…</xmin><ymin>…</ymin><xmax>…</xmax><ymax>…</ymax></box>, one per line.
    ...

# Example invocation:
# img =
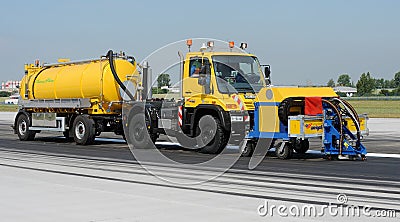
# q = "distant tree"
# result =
<box><xmin>393</xmin><ymin>86</ymin><xmax>400</xmax><ymax>96</ymax></box>
<box><xmin>327</xmin><ymin>78</ymin><xmax>335</xmax><ymax>87</ymax></box>
<box><xmin>374</xmin><ymin>78</ymin><xmax>385</xmax><ymax>89</ymax></box>
<box><xmin>157</xmin><ymin>73</ymin><xmax>171</xmax><ymax>88</ymax></box>
<box><xmin>151</xmin><ymin>87</ymin><xmax>168</xmax><ymax>94</ymax></box>
<box><xmin>0</xmin><ymin>91</ymin><xmax>11</xmax><ymax>97</ymax></box>
<box><xmin>379</xmin><ymin>89</ymin><xmax>393</xmax><ymax>96</ymax></box>
<box><xmin>383</xmin><ymin>79</ymin><xmax>395</xmax><ymax>88</ymax></box>
<box><xmin>394</xmin><ymin>71</ymin><xmax>400</xmax><ymax>87</ymax></box>
<box><xmin>356</xmin><ymin>72</ymin><xmax>375</xmax><ymax>96</ymax></box>
<box><xmin>337</xmin><ymin>74</ymin><xmax>352</xmax><ymax>87</ymax></box>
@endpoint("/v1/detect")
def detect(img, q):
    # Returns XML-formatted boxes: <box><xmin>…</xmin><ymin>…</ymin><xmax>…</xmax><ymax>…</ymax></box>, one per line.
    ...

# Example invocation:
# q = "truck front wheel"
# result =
<box><xmin>73</xmin><ymin>115</ymin><xmax>96</xmax><ymax>145</ymax></box>
<box><xmin>197</xmin><ymin>115</ymin><xmax>227</xmax><ymax>154</ymax></box>
<box><xmin>16</xmin><ymin>114</ymin><xmax>36</xmax><ymax>141</ymax></box>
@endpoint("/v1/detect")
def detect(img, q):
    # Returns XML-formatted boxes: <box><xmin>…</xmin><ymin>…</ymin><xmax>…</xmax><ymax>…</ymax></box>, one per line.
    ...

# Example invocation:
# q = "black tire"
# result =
<box><xmin>126</xmin><ymin>113</ymin><xmax>154</xmax><ymax>149</ymax></box>
<box><xmin>241</xmin><ymin>141</ymin><xmax>255</xmax><ymax>157</ymax></box>
<box><xmin>275</xmin><ymin>142</ymin><xmax>293</xmax><ymax>159</ymax></box>
<box><xmin>278</xmin><ymin>98</ymin><xmax>293</xmax><ymax>126</ymax></box>
<box><xmin>72</xmin><ymin>115</ymin><xmax>96</xmax><ymax>145</ymax></box>
<box><xmin>197</xmin><ymin>115</ymin><xmax>227</xmax><ymax>154</ymax></box>
<box><xmin>16</xmin><ymin>114</ymin><xmax>36</xmax><ymax>141</ymax></box>
<box><xmin>293</xmin><ymin>139</ymin><xmax>309</xmax><ymax>154</ymax></box>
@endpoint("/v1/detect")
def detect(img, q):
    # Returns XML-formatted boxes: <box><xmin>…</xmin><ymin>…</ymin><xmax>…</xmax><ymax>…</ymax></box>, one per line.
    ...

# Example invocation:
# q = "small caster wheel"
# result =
<box><xmin>361</xmin><ymin>155</ymin><xmax>367</xmax><ymax>161</ymax></box>
<box><xmin>275</xmin><ymin>142</ymin><xmax>293</xmax><ymax>159</ymax></box>
<box><xmin>241</xmin><ymin>141</ymin><xmax>255</xmax><ymax>157</ymax></box>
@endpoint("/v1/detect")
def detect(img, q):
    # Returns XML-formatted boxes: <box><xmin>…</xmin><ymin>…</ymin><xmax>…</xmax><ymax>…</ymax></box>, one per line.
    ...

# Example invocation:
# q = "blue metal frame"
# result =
<box><xmin>323</xmin><ymin>119</ymin><xmax>367</xmax><ymax>156</ymax></box>
<box><xmin>247</xmin><ymin>101</ymin><xmax>367</xmax><ymax>157</ymax></box>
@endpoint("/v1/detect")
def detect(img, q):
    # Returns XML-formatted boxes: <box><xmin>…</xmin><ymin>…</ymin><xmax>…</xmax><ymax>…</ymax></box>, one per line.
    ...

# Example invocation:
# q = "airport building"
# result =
<box><xmin>1</xmin><ymin>80</ymin><xmax>21</xmax><ymax>90</ymax></box>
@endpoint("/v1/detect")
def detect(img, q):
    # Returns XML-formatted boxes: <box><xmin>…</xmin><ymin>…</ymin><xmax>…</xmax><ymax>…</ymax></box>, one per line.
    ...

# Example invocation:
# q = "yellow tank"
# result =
<box><xmin>20</xmin><ymin>58</ymin><xmax>139</xmax><ymax>114</ymax></box>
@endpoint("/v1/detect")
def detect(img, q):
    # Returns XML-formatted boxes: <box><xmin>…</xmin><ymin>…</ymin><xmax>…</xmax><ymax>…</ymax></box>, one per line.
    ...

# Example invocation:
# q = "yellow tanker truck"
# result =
<box><xmin>14</xmin><ymin>52</ymin><xmax>139</xmax><ymax>144</ymax></box>
<box><xmin>14</xmin><ymin>41</ymin><xmax>368</xmax><ymax>160</ymax></box>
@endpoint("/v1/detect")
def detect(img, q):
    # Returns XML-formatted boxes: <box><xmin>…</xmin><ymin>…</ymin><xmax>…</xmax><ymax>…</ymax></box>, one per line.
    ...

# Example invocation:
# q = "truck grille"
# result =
<box><xmin>244</xmin><ymin>102</ymin><xmax>254</xmax><ymax>110</ymax></box>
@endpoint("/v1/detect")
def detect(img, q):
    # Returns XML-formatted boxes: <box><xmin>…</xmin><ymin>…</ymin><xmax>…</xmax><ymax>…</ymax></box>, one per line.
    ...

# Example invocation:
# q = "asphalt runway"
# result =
<box><xmin>0</xmin><ymin>112</ymin><xmax>399</xmax><ymax>221</ymax></box>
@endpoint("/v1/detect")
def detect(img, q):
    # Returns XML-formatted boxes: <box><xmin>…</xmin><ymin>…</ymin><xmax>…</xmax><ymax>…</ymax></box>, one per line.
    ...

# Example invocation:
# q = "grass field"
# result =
<box><xmin>0</xmin><ymin>97</ymin><xmax>18</xmax><ymax>112</ymax></box>
<box><xmin>346</xmin><ymin>100</ymin><xmax>400</xmax><ymax>118</ymax></box>
<box><xmin>1</xmin><ymin>97</ymin><xmax>399</xmax><ymax>118</ymax></box>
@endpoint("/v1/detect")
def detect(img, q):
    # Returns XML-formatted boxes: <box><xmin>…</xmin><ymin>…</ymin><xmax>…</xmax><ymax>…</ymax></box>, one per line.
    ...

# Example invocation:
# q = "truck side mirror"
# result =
<box><xmin>264</xmin><ymin>65</ymin><xmax>271</xmax><ymax>84</ymax></box>
<box><xmin>198</xmin><ymin>74</ymin><xmax>211</xmax><ymax>94</ymax></box>
<box><xmin>198</xmin><ymin>75</ymin><xmax>205</xmax><ymax>85</ymax></box>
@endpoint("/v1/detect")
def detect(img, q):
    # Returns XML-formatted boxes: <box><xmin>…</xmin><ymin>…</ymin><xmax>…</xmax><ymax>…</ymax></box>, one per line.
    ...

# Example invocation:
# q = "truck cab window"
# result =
<box><xmin>213</xmin><ymin>55</ymin><xmax>265</xmax><ymax>93</ymax></box>
<box><xmin>189</xmin><ymin>58</ymin><xmax>210</xmax><ymax>77</ymax></box>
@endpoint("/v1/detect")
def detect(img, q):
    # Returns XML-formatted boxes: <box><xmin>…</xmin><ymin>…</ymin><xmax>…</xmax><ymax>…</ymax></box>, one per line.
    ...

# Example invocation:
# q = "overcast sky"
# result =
<box><xmin>1</xmin><ymin>0</ymin><xmax>399</xmax><ymax>85</ymax></box>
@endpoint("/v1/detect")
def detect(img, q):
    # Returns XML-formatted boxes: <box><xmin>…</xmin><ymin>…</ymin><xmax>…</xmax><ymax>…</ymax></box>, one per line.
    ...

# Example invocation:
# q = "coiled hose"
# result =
<box><xmin>332</xmin><ymin>98</ymin><xmax>361</xmax><ymax>149</ymax></box>
<box><xmin>322</xmin><ymin>99</ymin><xmax>344</xmax><ymax>155</ymax></box>
<box><xmin>107</xmin><ymin>50</ymin><xmax>135</xmax><ymax>101</ymax></box>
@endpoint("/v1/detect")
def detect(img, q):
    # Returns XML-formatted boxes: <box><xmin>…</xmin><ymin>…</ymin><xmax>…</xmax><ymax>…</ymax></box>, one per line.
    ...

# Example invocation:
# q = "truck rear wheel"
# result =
<box><xmin>16</xmin><ymin>114</ymin><xmax>36</xmax><ymax>141</ymax></box>
<box><xmin>126</xmin><ymin>113</ymin><xmax>155</xmax><ymax>149</ymax></box>
<box><xmin>197</xmin><ymin>115</ymin><xmax>227</xmax><ymax>154</ymax></box>
<box><xmin>73</xmin><ymin>115</ymin><xmax>96</xmax><ymax>145</ymax></box>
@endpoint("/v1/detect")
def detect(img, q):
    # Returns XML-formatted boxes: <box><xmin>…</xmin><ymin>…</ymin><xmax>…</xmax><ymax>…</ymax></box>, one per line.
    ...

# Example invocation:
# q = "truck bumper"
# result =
<box><xmin>228</xmin><ymin>111</ymin><xmax>250</xmax><ymax>146</ymax></box>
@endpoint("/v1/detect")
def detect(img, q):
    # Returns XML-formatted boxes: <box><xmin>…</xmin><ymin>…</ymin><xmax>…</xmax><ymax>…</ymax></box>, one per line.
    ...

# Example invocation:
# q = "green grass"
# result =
<box><xmin>0</xmin><ymin>105</ymin><xmax>18</xmax><ymax>112</ymax></box>
<box><xmin>0</xmin><ymin>97</ymin><xmax>18</xmax><ymax>112</ymax></box>
<box><xmin>346</xmin><ymin>100</ymin><xmax>400</xmax><ymax>118</ymax></box>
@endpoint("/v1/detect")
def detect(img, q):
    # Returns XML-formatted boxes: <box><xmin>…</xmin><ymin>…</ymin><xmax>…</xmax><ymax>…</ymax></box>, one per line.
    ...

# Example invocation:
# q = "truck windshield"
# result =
<box><xmin>212</xmin><ymin>55</ymin><xmax>265</xmax><ymax>93</ymax></box>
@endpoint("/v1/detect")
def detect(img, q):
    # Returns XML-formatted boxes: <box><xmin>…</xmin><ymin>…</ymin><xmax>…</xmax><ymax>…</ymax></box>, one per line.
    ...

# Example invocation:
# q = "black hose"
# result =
<box><xmin>322</xmin><ymin>99</ymin><xmax>344</xmax><ymax>155</ymax></box>
<box><xmin>107</xmin><ymin>50</ymin><xmax>135</xmax><ymax>101</ymax></box>
<box><xmin>341</xmin><ymin>99</ymin><xmax>360</xmax><ymax>122</ymax></box>
<box><xmin>338</xmin><ymin>99</ymin><xmax>361</xmax><ymax>149</ymax></box>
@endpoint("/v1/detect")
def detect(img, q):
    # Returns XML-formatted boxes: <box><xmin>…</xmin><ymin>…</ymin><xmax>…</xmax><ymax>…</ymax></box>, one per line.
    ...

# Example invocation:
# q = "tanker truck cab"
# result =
<box><xmin>126</xmin><ymin>41</ymin><xmax>266</xmax><ymax>154</ymax></box>
<box><xmin>180</xmin><ymin>51</ymin><xmax>266</xmax><ymax>149</ymax></box>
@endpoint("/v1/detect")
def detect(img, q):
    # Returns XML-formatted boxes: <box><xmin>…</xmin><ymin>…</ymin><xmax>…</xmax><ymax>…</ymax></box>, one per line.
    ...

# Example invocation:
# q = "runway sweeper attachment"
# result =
<box><xmin>248</xmin><ymin>97</ymin><xmax>368</xmax><ymax>160</ymax></box>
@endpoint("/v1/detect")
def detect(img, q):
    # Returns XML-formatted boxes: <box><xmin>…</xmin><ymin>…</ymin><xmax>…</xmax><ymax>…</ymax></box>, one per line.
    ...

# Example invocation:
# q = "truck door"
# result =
<box><xmin>183</xmin><ymin>57</ymin><xmax>210</xmax><ymax>99</ymax></box>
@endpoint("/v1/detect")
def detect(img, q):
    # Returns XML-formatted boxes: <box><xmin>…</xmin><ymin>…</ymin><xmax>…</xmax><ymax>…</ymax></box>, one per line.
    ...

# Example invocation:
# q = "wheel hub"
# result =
<box><xmin>134</xmin><ymin>123</ymin><xmax>145</xmax><ymax>141</ymax></box>
<box><xmin>19</xmin><ymin>120</ymin><xmax>27</xmax><ymax>135</ymax></box>
<box><xmin>75</xmin><ymin>122</ymin><xmax>86</xmax><ymax>140</ymax></box>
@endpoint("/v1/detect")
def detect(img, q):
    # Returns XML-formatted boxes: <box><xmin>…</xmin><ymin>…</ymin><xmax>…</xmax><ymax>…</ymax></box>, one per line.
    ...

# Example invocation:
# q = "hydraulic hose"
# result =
<box><xmin>107</xmin><ymin>50</ymin><xmax>135</xmax><ymax>101</ymax></box>
<box><xmin>332</xmin><ymin>98</ymin><xmax>361</xmax><ymax>149</ymax></box>
<box><xmin>322</xmin><ymin>99</ymin><xmax>344</xmax><ymax>155</ymax></box>
<box><xmin>341</xmin><ymin>99</ymin><xmax>360</xmax><ymax>122</ymax></box>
